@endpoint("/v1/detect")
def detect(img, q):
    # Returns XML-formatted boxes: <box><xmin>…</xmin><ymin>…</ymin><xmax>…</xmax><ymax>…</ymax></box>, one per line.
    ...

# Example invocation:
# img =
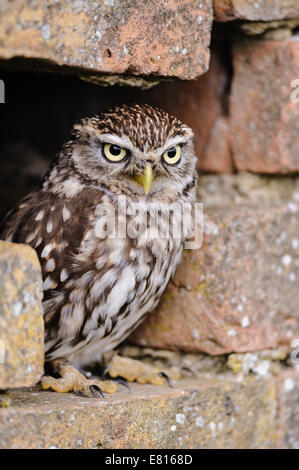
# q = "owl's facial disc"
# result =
<box><xmin>95</xmin><ymin>132</ymin><xmax>193</xmax><ymax>195</ymax></box>
<box><xmin>71</xmin><ymin>113</ymin><xmax>195</xmax><ymax>200</ymax></box>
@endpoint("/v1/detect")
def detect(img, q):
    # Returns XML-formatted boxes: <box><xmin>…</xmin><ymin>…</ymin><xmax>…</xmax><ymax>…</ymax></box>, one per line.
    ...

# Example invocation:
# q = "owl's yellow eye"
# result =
<box><xmin>162</xmin><ymin>145</ymin><xmax>181</xmax><ymax>165</ymax></box>
<box><xmin>103</xmin><ymin>143</ymin><xmax>128</xmax><ymax>162</ymax></box>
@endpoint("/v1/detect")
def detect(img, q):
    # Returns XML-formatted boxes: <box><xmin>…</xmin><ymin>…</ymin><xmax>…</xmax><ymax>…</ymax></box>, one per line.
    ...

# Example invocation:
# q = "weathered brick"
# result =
<box><xmin>130</xmin><ymin>174</ymin><xmax>299</xmax><ymax>355</ymax></box>
<box><xmin>199</xmin><ymin>116</ymin><xmax>232</xmax><ymax>172</ymax></box>
<box><xmin>147</xmin><ymin>45</ymin><xmax>233</xmax><ymax>171</ymax></box>
<box><xmin>0</xmin><ymin>0</ymin><xmax>213</xmax><ymax>81</ymax></box>
<box><xmin>276</xmin><ymin>369</ymin><xmax>299</xmax><ymax>449</ymax></box>
<box><xmin>230</xmin><ymin>37</ymin><xmax>299</xmax><ymax>173</ymax></box>
<box><xmin>0</xmin><ymin>241</ymin><xmax>44</xmax><ymax>389</ymax></box>
<box><xmin>0</xmin><ymin>375</ymin><xmax>277</xmax><ymax>448</ymax></box>
<box><xmin>214</xmin><ymin>0</ymin><xmax>299</xmax><ymax>22</ymax></box>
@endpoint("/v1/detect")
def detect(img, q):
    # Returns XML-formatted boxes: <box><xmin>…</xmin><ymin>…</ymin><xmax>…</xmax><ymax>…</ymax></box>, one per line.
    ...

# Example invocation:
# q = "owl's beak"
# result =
<box><xmin>135</xmin><ymin>162</ymin><xmax>154</xmax><ymax>195</ymax></box>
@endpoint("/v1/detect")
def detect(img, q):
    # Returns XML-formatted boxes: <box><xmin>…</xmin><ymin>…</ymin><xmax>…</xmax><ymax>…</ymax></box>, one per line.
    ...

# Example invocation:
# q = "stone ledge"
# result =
<box><xmin>0</xmin><ymin>375</ymin><xmax>277</xmax><ymax>449</ymax></box>
<box><xmin>0</xmin><ymin>241</ymin><xmax>44</xmax><ymax>389</ymax></box>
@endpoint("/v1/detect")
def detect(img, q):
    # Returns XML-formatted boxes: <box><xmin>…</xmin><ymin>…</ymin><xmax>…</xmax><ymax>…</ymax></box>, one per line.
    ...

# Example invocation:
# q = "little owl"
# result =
<box><xmin>1</xmin><ymin>104</ymin><xmax>197</xmax><ymax>396</ymax></box>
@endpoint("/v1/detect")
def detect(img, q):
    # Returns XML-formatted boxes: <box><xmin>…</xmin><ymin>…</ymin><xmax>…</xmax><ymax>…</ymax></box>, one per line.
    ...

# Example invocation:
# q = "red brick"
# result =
<box><xmin>0</xmin><ymin>241</ymin><xmax>44</xmax><ymax>389</ymax></box>
<box><xmin>199</xmin><ymin>116</ymin><xmax>232</xmax><ymax>172</ymax></box>
<box><xmin>0</xmin><ymin>376</ymin><xmax>277</xmax><ymax>448</ymax></box>
<box><xmin>147</xmin><ymin>46</ymin><xmax>233</xmax><ymax>171</ymax></box>
<box><xmin>276</xmin><ymin>369</ymin><xmax>299</xmax><ymax>449</ymax></box>
<box><xmin>230</xmin><ymin>37</ymin><xmax>299</xmax><ymax>173</ymax></box>
<box><xmin>0</xmin><ymin>0</ymin><xmax>213</xmax><ymax>80</ymax></box>
<box><xmin>214</xmin><ymin>0</ymin><xmax>299</xmax><ymax>22</ymax></box>
<box><xmin>130</xmin><ymin>196</ymin><xmax>299</xmax><ymax>355</ymax></box>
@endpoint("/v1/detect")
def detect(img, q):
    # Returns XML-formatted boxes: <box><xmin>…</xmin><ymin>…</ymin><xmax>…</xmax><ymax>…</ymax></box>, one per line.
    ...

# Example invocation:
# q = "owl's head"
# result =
<box><xmin>59</xmin><ymin>104</ymin><xmax>197</xmax><ymax>202</ymax></box>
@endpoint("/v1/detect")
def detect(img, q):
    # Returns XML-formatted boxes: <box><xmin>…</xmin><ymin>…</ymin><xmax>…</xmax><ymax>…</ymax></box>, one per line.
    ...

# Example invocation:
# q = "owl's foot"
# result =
<box><xmin>41</xmin><ymin>362</ymin><xmax>117</xmax><ymax>397</ymax></box>
<box><xmin>105</xmin><ymin>354</ymin><xmax>180</xmax><ymax>386</ymax></box>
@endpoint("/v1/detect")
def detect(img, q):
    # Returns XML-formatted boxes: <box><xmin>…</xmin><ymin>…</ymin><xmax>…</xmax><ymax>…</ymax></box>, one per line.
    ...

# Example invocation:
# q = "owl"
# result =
<box><xmin>1</xmin><ymin>104</ymin><xmax>197</xmax><ymax>396</ymax></box>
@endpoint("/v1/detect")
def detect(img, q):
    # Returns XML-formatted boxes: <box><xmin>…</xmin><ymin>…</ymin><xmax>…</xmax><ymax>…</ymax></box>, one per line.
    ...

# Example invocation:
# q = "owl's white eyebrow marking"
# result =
<box><xmin>47</xmin><ymin>219</ymin><xmax>53</xmax><ymax>233</ymax></box>
<box><xmin>35</xmin><ymin>210</ymin><xmax>44</xmax><ymax>221</ymax></box>
<box><xmin>46</xmin><ymin>258</ymin><xmax>56</xmax><ymax>272</ymax></box>
<box><xmin>99</xmin><ymin>133</ymin><xmax>135</xmax><ymax>153</ymax></box>
<box><xmin>62</xmin><ymin>206</ymin><xmax>71</xmax><ymax>221</ymax></box>
<box><xmin>158</xmin><ymin>136</ymin><xmax>190</xmax><ymax>155</ymax></box>
<box><xmin>41</xmin><ymin>243</ymin><xmax>53</xmax><ymax>258</ymax></box>
<box><xmin>43</xmin><ymin>276</ymin><xmax>57</xmax><ymax>290</ymax></box>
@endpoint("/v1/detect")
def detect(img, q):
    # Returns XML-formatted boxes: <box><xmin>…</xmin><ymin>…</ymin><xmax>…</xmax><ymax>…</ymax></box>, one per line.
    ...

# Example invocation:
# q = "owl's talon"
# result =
<box><xmin>41</xmin><ymin>362</ymin><xmax>117</xmax><ymax>397</ymax></box>
<box><xmin>181</xmin><ymin>365</ymin><xmax>194</xmax><ymax>376</ymax></box>
<box><xmin>159</xmin><ymin>371</ymin><xmax>173</xmax><ymax>388</ymax></box>
<box><xmin>89</xmin><ymin>384</ymin><xmax>105</xmax><ymax>398</ymax></box>
<box><xmin>113</xmin><ymin>377</ymin><xmax>131</xmax><ymax>392</ymax></box>
<box><xmin>106</xmin><ymin>354</ymin><xmax>181</xmax><ymax>386</ymax></box>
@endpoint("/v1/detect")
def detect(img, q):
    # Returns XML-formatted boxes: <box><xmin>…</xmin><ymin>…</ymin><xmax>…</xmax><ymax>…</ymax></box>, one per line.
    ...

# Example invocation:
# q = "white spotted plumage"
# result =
<box><xmin>1</xmin><ymin>104</ymin><xmax>197</xmax><ymax>370</ymax></box>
